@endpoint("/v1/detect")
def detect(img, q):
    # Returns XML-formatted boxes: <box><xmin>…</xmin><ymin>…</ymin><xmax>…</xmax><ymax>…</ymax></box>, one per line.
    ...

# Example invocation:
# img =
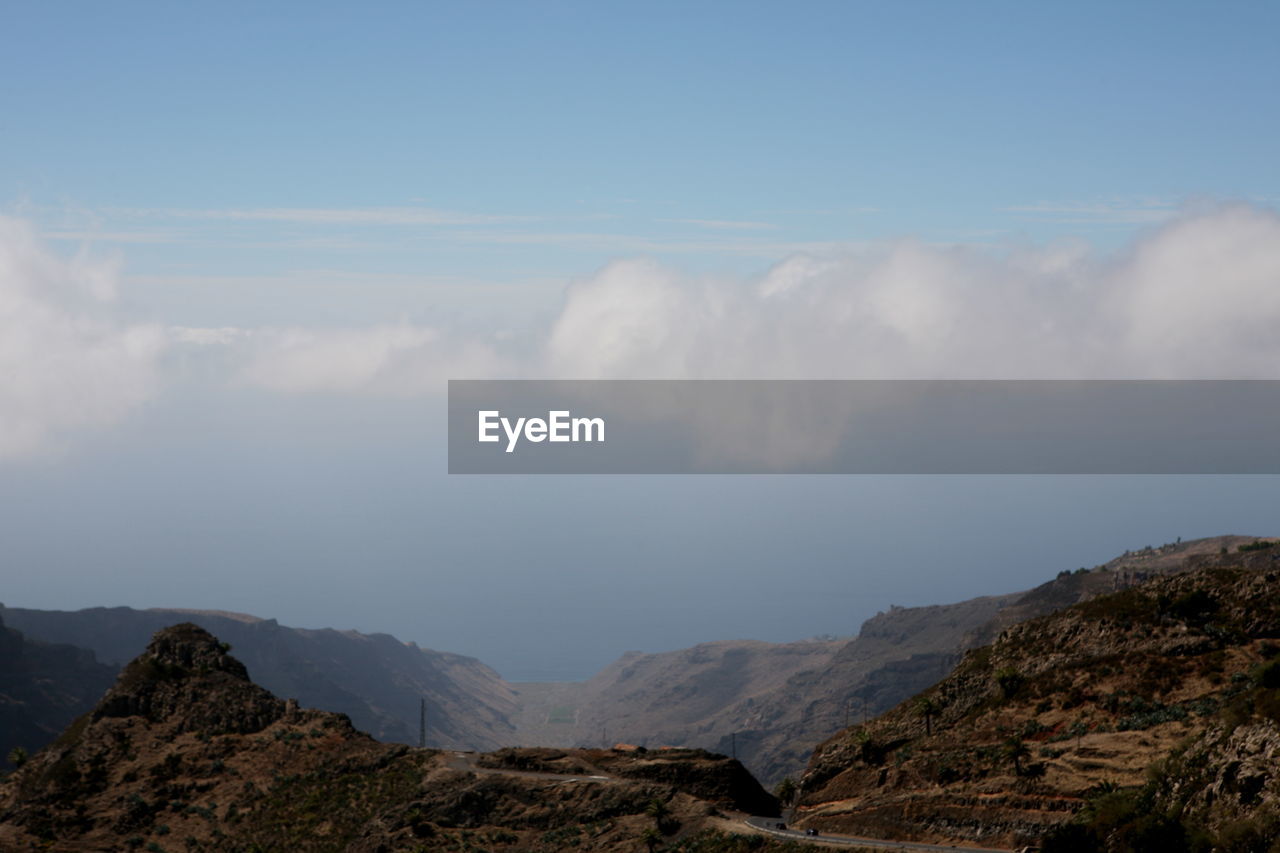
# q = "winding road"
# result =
<box><xmin>742</xmin><ymin>816</ymin><xmax>1016</xmax><ymax>852</ymax></box>
<box><xmin>443</xmin><ymin>751</ymin><xmax>1016</xmax><ymax>852</ymax></box>
<box><xmin>445</xmin><ymin>750</ymin><xmax>614</xmax><ymax>784</ymax></box>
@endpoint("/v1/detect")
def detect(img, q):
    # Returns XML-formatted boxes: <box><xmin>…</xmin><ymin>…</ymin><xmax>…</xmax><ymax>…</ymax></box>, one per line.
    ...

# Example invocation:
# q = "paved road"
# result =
<box><xmin>743</xmin><ymin>816</ymin><xmax>1016</xmax><ymax>852</ymax></box>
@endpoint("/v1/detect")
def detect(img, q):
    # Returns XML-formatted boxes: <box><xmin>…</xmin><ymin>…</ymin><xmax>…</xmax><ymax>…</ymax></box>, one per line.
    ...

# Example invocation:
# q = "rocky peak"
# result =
<box><xmin>138</xmin><ymin>622</ymin><xmax>249</xmax><ymax>679</ymax></box>
<box><xmin>93</xmin><ymin>622</ymin><xmax>284</xmax><ymax>735</ymax></box>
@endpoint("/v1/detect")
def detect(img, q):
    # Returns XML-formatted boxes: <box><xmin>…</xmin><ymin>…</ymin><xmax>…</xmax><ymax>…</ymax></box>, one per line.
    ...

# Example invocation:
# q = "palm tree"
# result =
<box><xmin>641</xmin><ymin>826</ymin><xmax>662</xmax><ymax>852</ymax></box>
<box><xmin>645</xmin><ymin>797</ymin><xmax>678</xmax><ymax>835</ymax></box>
<box><xmin>1004</xmin><ymin>737</ymin><xmax>1030</xmax><ymax>777</ymax></box>
<box><xmin>775</xmin><ymin>776</ymin><xmax>798</xmax><ymax>807</ymax></box>
<box><xmin>916</xmin><ymin>697</ymin><xmax>939</xmax><ymax>736</ymax></box>
<box><xmin>7</xmin><ymin>747</ymin><xmax>27</xmax><ymax>769</ymax></box>
<box><xmin>645</xmin><ymin>797</ymin><xmax>670</xmax><ymax>823</ymax></box>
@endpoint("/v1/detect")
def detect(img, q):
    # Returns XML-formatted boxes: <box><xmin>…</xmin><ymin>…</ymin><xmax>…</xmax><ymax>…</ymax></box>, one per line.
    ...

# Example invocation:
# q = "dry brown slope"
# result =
<box><xmin>795</xmin><ymin>543</ymin><xmax>1280</xmax><ymax>850</ymax></box>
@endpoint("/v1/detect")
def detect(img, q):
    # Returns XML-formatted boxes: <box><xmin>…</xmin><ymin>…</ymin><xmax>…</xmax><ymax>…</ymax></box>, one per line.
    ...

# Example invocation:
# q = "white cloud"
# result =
<box><xmin>0</xmin><ymin>217</ymin><xmax>165</xmax><ymax>458</ymax></box>
<box><xmin>1005</xmin><ymin>199</ymin><xmax>1176</xmax><ymax>225</ymax></box>
<box><xmin>545</xmin><ymin>203</ymin><xmax>1280</xmax><ymax>380</ymax></box>
<box><xmin>170</xmin><ymin>326</ymin><xmax>249</xmax><ymax>346</ymax></box>
<box><xmin>239</xmin><ymin>323</ymin><xmax>508</xmax><ymax>395</ymax></box>
<box><xmin>1111</xmin><ymin>204</ymin><xmax>1280</xmax><ymax>377</ymax></box>
<box><xmin>658</xmin><ymin>218</ymin><xmax>778</xmax><ymax>230</ymax></box>
<box><xmin>225</xmin><ymin>203</ymin><xmax>1280</xmax><ymax>395</ymax></box>
<box><xmin>43</xmin><ymin>230</ymin><xmax>186</xmax><ymax>245</ymax></box>
<box><xmin>144</xmin><ymin>206</ymin><xmax>538</xmax><ymax>227</ymax></box>
<box><xmin>442</xmin><ymin>228</ymin><xmax>857</xmax><ymax>257</ymax></box>
<box><xmin>10</xmin><ymin>202</ymin><xmax>1280</xmax><ymax>459</ymax></box>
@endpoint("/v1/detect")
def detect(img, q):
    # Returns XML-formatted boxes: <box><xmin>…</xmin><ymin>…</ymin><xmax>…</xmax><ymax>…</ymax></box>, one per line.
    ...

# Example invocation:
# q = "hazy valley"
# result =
<box><xmin>5</xmin><ymin>534</ymin><xmax>1280</xmax><ymax>851</ymax></box>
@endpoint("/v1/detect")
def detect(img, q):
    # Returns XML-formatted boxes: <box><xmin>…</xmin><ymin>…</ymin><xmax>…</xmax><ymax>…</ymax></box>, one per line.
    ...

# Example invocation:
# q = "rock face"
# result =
<box><xmin>794</xmin><ymin>545</ymin><xmax>1280</xmax><ymax>850</ymax></box>
<box><xmin>1181</xmin><ymin>722</ymin><xmax>1280</xmax><ymax>827</ymax></box>
<box><xmin>0</xmin><ymin>614</ymin><xmax>116</xmax><ymax>770</ymax></box>
<box><xmin>0</xmin><ymin>604</ymin><xmax>517</xmax><ymax>752</ymax></box>
<box><xmin>0</xmin><ymin>623</ymin><xmax>780</xmax><ymax>852</ymax></box>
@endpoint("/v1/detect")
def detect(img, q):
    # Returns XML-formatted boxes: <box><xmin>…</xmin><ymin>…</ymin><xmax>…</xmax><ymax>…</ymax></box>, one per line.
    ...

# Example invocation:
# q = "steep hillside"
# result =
<box><xmin>0</xmin><ymin>605</ymin><xmax>516</xmax><ymax>752</ymax></box>
<box><xmin>721</xmin><ymin>593</ymin><xmax>1021</xmax><ymax>785</ymax></box>
<box><xmin>513</xmin><ymin>598</ymin><xmax>1018</xmax><ymax>786</ymax></box>
<box><xmin>514</xmin><ymin>536</ymin><xmax>1253</xmax><ymax>787</ymax></box>
<box><xmin>795</xmin><ymin>541</ymin><xmax>1280</xmax><ymax>850</ymax></box>
<box><xmin>0</xmin><ymin>624</ymin><xmax>782</xmax><ymax>852</ymax></box>
<box><xmin>571</xmin><ymin>638</ymin><xmax>844</xmax><ymax>754</ymax></box>
<box><xmin>0</xmin><ymin>616</ymin><xmax>116</xmax><ymax>771</ymax></box>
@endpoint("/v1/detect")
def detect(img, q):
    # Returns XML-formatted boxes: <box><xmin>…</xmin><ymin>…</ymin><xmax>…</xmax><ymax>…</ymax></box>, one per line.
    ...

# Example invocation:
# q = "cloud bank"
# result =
<box><xmin>544</xmin><ymin>203</ymin><xmax>1280</xmax><ymax>380</ymax></box>
<box><xmin>240</xmin><ymin>324</ymin><xmax>506</xmax><ymax>395</ymax></box>
<box><xmin>7</xmin><ymin>203</ymin><xmax>1280</xmax><ymax>457</ymax></box>
<box><xmin>0</xmin><ymin>217</ymin><xmax>165</xmax><ymax>458</ymax></box>
<box><xmin>232</xmin><ymin>203</ymin><xmax>1280</xmax><ymax>391</ymax></box>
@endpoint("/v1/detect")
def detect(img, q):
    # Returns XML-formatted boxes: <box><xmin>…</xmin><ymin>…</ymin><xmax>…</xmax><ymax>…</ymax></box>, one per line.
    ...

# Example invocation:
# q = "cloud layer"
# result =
<box><xmin>0</xmin><ymin>217</ymin><xmax>165</xmax><ymax>458</ymax></box>
<box><xmin>240</xmin><ymin>324</ymin><xmax>505</xmax><ymax>395</ymax></box>
<box><xmin>233</xmin><ymin>202</ymin><xmax>1280</xmax><ymax>392</ymax></box>
<box><xmin>544</xmin><ymin>203</ymin><xmax>1280</xmax><ymax>380</ymax></box>
<box><xmin>6</xmin><ymin>203</ymin><xmax>1280</xmax><ymax>457</ymax></box>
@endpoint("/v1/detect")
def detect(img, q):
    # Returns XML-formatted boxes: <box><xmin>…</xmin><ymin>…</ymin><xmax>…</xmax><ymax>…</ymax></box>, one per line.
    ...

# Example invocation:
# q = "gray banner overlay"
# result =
<box><xmin>448</xmin><ymin>380</ymin><xmax>1280</xmax><ymax>474</ymax></box>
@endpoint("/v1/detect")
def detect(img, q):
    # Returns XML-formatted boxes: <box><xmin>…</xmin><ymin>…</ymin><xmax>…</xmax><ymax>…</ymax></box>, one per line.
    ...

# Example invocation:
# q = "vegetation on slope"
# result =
<box><xmin>797</xmin><ymin>545</ymin><xmax>1280</xmax><ymax>850</ymax></box>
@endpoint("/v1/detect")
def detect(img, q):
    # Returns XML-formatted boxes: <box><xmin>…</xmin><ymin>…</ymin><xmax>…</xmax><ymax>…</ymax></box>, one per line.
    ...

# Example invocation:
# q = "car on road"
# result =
<box><xmin>805</xmin><ymin>828</ymin><xmax>819</xmax><ymax>836</ymax></box>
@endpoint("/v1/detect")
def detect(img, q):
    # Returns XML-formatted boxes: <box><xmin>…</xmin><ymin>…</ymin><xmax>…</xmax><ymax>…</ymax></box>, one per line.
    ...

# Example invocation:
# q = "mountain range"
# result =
<box><xmin>3</xmin><ymin>534</ymin><xmax>1279</xmax><ymax>849</ymax></box>
<box><xmin>0</xmin><ymin>605</ymin><xmax>517</xmax><ymax>755</ymax></box>
<box><xmin>3</xmin><ymin>535</ymin><xmax>1259</xmax><ymax>786</ymax></box>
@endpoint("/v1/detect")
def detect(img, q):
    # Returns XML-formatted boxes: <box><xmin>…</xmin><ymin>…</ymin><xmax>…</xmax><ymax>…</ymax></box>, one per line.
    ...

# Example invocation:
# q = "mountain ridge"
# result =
<box><xmin>0</xmin><ymin>623</ymin><xmax>782</xmax><ymax>851</ymax></box>
<box><xmin>5</xmin><ymin>534</ymin><xmax>1262</xmax><ymax>789</ymax></box>
<box><xmin>0</xmin><ymin>605</ymin><xmax>517</xmax><ymax>753</ymax></box>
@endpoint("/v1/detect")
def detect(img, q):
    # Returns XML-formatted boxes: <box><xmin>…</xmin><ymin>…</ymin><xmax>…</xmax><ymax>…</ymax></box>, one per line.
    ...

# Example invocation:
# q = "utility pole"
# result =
<box><xmin>419</xmin><ymin>698</ymin><xmax>426</xmax><ymax>749</ymax></box>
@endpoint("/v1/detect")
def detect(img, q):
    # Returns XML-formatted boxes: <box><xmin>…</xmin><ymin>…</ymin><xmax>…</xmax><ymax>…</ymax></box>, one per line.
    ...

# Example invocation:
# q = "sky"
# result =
<box><xmin>2</xmin><ymin>2</ymin><xmax>1279</xmax><ymax>680</ymax></box>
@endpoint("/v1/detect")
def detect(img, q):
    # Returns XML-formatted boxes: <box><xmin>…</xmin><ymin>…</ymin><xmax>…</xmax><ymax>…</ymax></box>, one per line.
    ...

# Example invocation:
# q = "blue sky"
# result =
<box><xmin>8</xmin><ymin>1</ymin><xmax>1278</xmax><ymax>283</ymax></box>
<box><xmin>2</xmin><ymin>2</ymin><xmax>1280</xmax><ymax>679</ymax></box>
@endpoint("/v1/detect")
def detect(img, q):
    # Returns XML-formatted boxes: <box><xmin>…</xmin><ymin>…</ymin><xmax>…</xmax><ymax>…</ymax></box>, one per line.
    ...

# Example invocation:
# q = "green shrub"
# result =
<box><xmin>1254</xmin><ymin>658</ymin><xmax>1280</xmax><ymax>689</ymax></box>
<box><xmin>995</xmin><ymin>667</ymin><xmax>1025</xmax><ymax>699</ymax></box>
<box><xmin>1167</xmin><ymin>590</ymin><xmax>1219</xmax><ymax>623</ymax></box>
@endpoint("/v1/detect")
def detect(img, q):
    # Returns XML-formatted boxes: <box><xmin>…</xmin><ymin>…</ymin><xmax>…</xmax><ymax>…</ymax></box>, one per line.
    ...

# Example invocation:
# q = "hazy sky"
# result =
<box><xmin>2</xmin><ymin>2</ymin><xmax>1279</xmax><ymax>679</ymax></box>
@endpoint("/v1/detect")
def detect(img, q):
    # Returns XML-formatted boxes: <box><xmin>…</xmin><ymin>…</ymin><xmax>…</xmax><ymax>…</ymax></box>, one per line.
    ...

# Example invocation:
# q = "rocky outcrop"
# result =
<box><xmin>1182</xmin><ymin>722</ymin><xmax>1280</xmax><ymax>825</ymax></box>
<box><xmin>92</xmin><ymin>623</ymin><xmax>284</xmax><ymax>735</ymax></box>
